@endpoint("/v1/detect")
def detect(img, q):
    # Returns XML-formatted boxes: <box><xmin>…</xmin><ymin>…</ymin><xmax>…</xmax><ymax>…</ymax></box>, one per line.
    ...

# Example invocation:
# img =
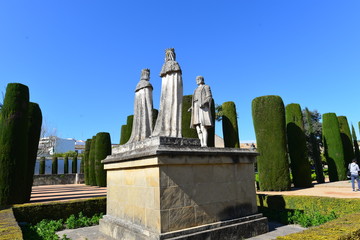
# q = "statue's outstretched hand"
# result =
<box><xmin>188</xmin><ymin>107</ymin><xmax>192</xmax><ymax>112</ymax></box>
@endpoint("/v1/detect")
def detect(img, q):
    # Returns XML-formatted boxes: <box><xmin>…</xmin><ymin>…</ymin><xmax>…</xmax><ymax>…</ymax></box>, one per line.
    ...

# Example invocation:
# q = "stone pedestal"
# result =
<box><xmin>99</xmin><ymin>137</ymin><xmax>268</xmax><ymax>239</ymax></box>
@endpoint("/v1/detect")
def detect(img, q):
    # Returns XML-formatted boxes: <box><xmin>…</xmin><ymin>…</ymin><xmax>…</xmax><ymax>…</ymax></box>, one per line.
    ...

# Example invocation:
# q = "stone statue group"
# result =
<box><xmin>128</xmin><ymin>48</ymin><xmax>213</xmax><ymax>147</ymax></box>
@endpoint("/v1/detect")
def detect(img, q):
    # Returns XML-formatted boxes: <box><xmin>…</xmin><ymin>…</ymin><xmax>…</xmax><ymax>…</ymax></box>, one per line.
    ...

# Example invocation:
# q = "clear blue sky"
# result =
<box><xmin>1</xmin><ymin>1</ymin><xmax>359</xmax><ymax>144</ymax></box>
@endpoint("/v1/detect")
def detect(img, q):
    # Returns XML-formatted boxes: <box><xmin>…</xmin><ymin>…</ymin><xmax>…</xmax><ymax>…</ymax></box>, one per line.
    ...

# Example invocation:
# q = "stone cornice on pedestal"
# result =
<box><xmin>103</xmin><ymin>136</ymin><xmax>259</xmax><ymax>165</ymax></box>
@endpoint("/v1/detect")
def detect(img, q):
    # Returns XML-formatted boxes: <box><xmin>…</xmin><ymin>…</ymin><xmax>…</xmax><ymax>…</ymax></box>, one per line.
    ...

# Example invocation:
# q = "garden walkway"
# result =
<box><xmin>30</xmin><ymin>184</ymin><xmax>107</xmax><ymax>203</ymax></box>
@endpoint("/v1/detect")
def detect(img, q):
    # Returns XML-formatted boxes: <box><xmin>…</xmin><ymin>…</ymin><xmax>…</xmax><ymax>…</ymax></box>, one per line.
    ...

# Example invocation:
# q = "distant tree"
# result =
<box><xmin>24</xmin><ymin>102</ymin><xmax>42</xmax><ymax>202</ymax></box>
<box><xmin>222</xmin><ymin>101</ymin><xmax>240</xmax><ymax>148</ymax></box>
<box><xmin>303</xmin><ymin>108</ymin><xmax>324</xmax><ymax>183</ymax></box>
<box><xmin>322</xmin><ymin>113</ymin><xmax>346</xmax><ymax>181</ymax></box>
<box><xmin>52</xmin><ymin>156</ymin><xmax>58</xmax><ymax>175</ymax></box>
<box><xmin>88</xmin><ymin>136</ymin><xmax>97</xmax><ymax>186</ymax></box>
<box><xmin>39</xmin><ymin>157</ymin><xmax>45</xmax><ymax>175</ymax></box>
<box><xmin>352</xmin><ymin>125</ymin><xmax>360</xmax><ymax>161</ymax></box>
<box><xmin>207</xmin><ymin>98</ymin><xmax>216</xmax><ymax>147</ymax></box>
<box><xmin>95</xmin><ymin>132</ymin><xmax>111</xmax><ymax>187</ymax></box>
<box><xmin>286</xmin><ymin>103</ymin><xmax>312</xmax><ymax>188</ymax></box>
<box><xmin>72</xmin><ymin>154</ymin><xmax>78</xmax><ymax>174</ymax></box>
<box><xmin>182</xmin><ymin>95</ymin><xmax>198</xmax><ymax>139</ymax></box>
<box><xmin>84</xmin><ymin>139</ymin><xmax>92</xmax><ymax>185</ymax></box>
<box><xmin>338</xmin><ymin>116</ymin><xmax>354</xmax><ymax>166</ymax></box>
<box><xmin>64</xmin><ymin>155</ymin><xmax>69</xmax><ymax>174</ymax></box>
<box><xmin>252</xmin><ymin>95</ymin><xmax>291</xmax><ymax>191</ymax></box>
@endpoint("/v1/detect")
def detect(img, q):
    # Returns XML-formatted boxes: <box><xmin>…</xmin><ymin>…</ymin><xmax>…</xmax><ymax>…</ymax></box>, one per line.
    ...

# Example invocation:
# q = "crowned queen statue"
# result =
<box><xmin>152</xmin><ymin>48</ymin><xmax>183</xmax><ymax>138</ymax></box>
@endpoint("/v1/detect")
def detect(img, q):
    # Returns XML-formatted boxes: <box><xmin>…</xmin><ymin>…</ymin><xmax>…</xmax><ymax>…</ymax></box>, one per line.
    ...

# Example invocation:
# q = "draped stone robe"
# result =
<box><xmin>127</xmin><ymin>79</ymin><xmax>153</xmax><ymax>143</ymax></box>
<box><xmin>152</xmin><ymin>59</ymin><xmax>183</xmax><ymax>138</ymax></box>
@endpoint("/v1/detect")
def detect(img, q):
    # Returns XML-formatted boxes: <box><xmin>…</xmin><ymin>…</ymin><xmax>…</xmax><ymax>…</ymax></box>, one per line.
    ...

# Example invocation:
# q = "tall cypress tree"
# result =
<box><xmin>24</xmin><ymin>102</ymin><xmax>42</xmax><ymax>202</ymax></box>
<box><xmin>72</xmin><ymin>155</ymin><xmax>78</xmax><ymax>174</ymax></box>
<box><xmin>88</xmin><ymin>136</ymin><xmax>97</xmax><ymax>186</ymax></box>
<box><xmin>64</xmin><ymin>155</ymin><xmax>69</xmax><ymax>174</ymax></box>
<box><xmin>182</xmin><ymin>95</ymin><xmax>198</xmax><ymax>138</ymax></box>
<box><xmin>304</xmin><ymin>108</ymin><xmax>324</xmax><ymax>183</ymax></box>
<box><xmin>252</xmin><ymin>95</ymin><xmax>291</xmax><ymax>191</ymax></box>
<box><xmin>95</xmin><ymin>132</ymin><xmax>111</xmax><ymax>187</ymax></box>
<box><xmin>285</xmin><ymin>103</ymin><xmax>312</xmax><ymax>188</ymax></box>
<box><xmin>222</xmin><ymin>101</ymin><xmax>240</xmax><ymax>148</ymax></box>
<box><xmin>119</xmin><ymin>125</ymin><xmax>127</xmax><ymax>145</ymax></box>
<box><xmin>39</xmin><ymin>157</ymin><xmax>45</xmax><ymax>175</ymax></box>
<box><xmin>322</xmin><ymin>113</ymin><xmax>346</xmax><ymax>181</ymax></box>
<box><xmin>352</xmin><ymin>125</ymin><xmax>360</xmax><ymax>161</ymax></box>
<box><xmin>0</xmin><ymin>83</ymin><xmax>30</xmax><ymax>205</ymax></box>
<box><xmin>84</xmin><ymin>139</ymin><xmax>92</xmax><ymax>185</ymax></box>
<box><xmin>207</xmin><ymin>98</ymin><xmax>216</xmax><ymax>147</ymax></box>
<box><xmin>338</xmin><ymin>116</ymin><xmax>354</xmax><ymax>166</ymax></box>
<box><xmin>52</xmin><ymin>156</ymin><xmax>58</xmax><ymax>175</ymax></box>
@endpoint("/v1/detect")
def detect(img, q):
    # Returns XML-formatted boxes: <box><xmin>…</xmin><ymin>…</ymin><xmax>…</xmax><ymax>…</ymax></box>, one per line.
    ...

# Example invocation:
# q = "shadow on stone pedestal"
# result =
<box><xmin>100</xmin><ymin>137</ymin><xmax>268</xmax><ymax>240</ymax></box>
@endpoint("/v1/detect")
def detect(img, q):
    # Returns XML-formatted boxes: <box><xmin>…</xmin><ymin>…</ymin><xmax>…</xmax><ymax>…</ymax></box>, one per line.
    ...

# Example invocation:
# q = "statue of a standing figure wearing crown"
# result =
<box><xmin>152</xmin><ymin>48</ymin><xmax>183</xmax><ymax>138</ymax></box>
<box><xmin>127</xmin><ymin>69</ymin><xmax>153</xmax><ymax>143</ymax></box>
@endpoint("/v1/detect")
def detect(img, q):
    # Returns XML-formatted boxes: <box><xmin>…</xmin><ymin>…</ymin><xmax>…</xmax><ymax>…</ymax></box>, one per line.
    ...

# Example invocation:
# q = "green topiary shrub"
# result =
<box><xmin>182</xmin><ymin>95</ymin><xmax>198</xmax><ymax>139</ymax></box>
<box><xmin>322</xmin><ymin>113</ymin><xmax>346</xmax><ymax>181</ymax></box>
<box><xmin>24</xmin><ymin>102</ymin><xmax>42</xmax><ymax>202</ymax></box>
<box><xmin>72</xmin><ymin>155</ymin><xmax>78</xmax><ymax>174</ymax></box>
<box><xmin>152</xmin><ymin>109</ymin><xmax>158</xmax><ymax>129</ymax></box>
<box><xmin>13</xmin><ymin>197</ymin><xmax>106</xmax><ymax>225</ymax></box>
<box><xmin>88</xmin><ymin>136</ymin><xmax>97</xmax><ymax>186</ymax></box>
<box><xmin>285</xmin><ymin>103</ymin><xmax>312</xmax><ymax>188</ymax></box>
<box><xmin>119</xmin><ymin>124</ymin><xmax>127</xmax><ymax>145</ymax></box>
<box><xmin>352</xmin><ymin>125</ymin><xmax>360</xmax><ymax>161</ymax></box>
<box><xmin>52</xmin><ymin>157</ymin><xmax>58</xmax><ymax>175</ymax></box>
<box><xmin>252</xmin><ymin>95</ymin><xmax>291</xmax><ymax>191</ymax></box>
<box><xmin>222</xmin><ymin>101</ymin><xmax>240</xmax><ymax>148</ymax></box>
<box><xmin>207</xmin><ymin>98</ymin><xmax>216</xmax><ymax>147</ymax></box>
<box><xmin>95</xmin><ymin>132</ymin><xmax>111</xmax><ymax>187</ymax></box>
<box><xmin>64</xmin><ymin>156</ymin><xmax>69</xmax><ymax>174</ymax></box>
<box><xmin>338</xmin><ymin>116</ymin><xmax>354</xmax><ymax>167</ymax></box>
<box><xmin>0</xmin><ymin>83</ymin><xmax>30</xmax><ymax>205</ymax></box>
<box><xmin>125</xmin><ymin>115</ymin><xmax>133</xmax><ymax>143</ymax></box>
<box><xmin>0</xmin><ymin>208</ymin><xmax>23</xmax><ymax>240</ymax></box>
<box><xmin>39</xmin><ymin>157</ymin><xmax>45</xmax><ymax>175</ymax></box>
<box><xmin>84</xmin><ymin>139</ymin><xmax>92</xmax><ymax>185</ymax></box>
<box><xmin>304</xmin><ymin>108</ymin><xmax>324</xmax><ymax>183</ymax></box>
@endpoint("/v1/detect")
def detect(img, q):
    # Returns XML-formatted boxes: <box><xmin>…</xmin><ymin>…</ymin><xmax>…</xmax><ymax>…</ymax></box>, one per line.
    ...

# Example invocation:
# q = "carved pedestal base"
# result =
<box><xmin>99</xmin><ymin>137</ymin><xmax>268</xmax><ymax>239</ymax></box>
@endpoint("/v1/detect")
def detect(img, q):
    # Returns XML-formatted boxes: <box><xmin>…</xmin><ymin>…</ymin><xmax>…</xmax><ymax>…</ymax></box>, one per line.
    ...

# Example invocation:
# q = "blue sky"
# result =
<box><xmin>1</xmin><ymin>1</ymin><xmax>359</xmax><ymax>143</ymax></box>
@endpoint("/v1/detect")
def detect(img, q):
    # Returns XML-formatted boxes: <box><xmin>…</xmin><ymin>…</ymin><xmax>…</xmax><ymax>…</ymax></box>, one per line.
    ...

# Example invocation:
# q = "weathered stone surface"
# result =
<box><xmin>33</xmin><ymin>173</ymin><xmax>84</xmax><ymax>186</ymax></box>
<box><xmin>152</xmin><ymin>48</ymin><xmax>183</xmax><ymax>138</ymax></box>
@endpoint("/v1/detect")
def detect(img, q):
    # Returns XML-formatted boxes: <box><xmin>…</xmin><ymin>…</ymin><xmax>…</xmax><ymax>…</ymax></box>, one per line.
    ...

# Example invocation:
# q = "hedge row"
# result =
<box><xmin>12</xmin><ymin>197</ymin><xmax>106</xmax><ymax>225</ymax></box>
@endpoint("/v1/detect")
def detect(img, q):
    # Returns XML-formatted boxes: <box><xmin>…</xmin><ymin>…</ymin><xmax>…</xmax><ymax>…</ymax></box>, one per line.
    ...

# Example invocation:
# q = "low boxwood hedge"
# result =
<box><xmin>13</xmin><ymin>197</ymin><xmax>106</xmax><ymax>225</ymax></box>
<box><xmin>277</xmin><ymin>212</ymin><xmax>360</xmax><ymax>239</ymax></box>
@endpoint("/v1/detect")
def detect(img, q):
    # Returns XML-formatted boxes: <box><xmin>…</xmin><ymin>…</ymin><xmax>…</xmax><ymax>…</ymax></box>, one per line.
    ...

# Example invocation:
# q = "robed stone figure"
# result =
<box><xmin>152</xmin><ymin>48</ymin><xmax>183</xmax><ymax>138</ymax></box>
<box><xmin>128</xmin><ymin>69</ymin><xmax>153</xmax><ymax>143</ymax></box>
<box><xmin>189</xmin><ymin>76</ymin><xmax>213</xmax><ymax>147</ymax></box>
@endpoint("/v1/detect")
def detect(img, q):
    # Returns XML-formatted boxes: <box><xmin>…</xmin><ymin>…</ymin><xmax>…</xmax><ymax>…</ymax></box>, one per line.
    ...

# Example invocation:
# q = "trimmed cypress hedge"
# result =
<box><xmin>125</xmin><ymin>115</ymin><xmax>133</xmax><ymax>143</ymax></box>
<box><xmin>207</xmin><ymin>98</ymin><xmax>215</xmax><ymax>147</ymax></box>
<box><xmin>322</xmin><ymin>113</ymin><xmax>346</xmax><ymax>181</ymax></box>
<box><xmin>182</xmin><ymin>95</ymin><xmax>198</xmax><ymax>139</ymax></box>
<box><xmin>222</xmin><ymin>101</ymin><xmax>240</xmax><ymax>148</ymax></box>
<box><xmin>24</xmin><ymin>102</ymin><xmax>42</xmax><ymax>202</ymax></box>
<box><xmin>39</xmin><ymin>157</ymin><xmax>45</xmax><ymax>175</ymax></box>
<box><xmin>304</xmin><ymin>108</ymin><xmax>324</xmax><ymax>183</ymax></box>
<box><xmin>84</xmin><ymin>139</ymin><xmax>92</xmax><ymax>185</ymax></box>
<box><xmin>152</xmin><ymin>109</ymin><xmax>158</xmax><ymax>129</ymax></box>
<box><xmin>51</xmin><ymin>157</ymin><xmax>58</xmax><ymax>175</ymax></box>
<box><xmin>252</xmin><ymin>95</ymin><xmax>291</xmax><ymax>191</ymax></box>
<box><xmin>64</xmin><ymin>156</ymin><xmax>69</xmax><ymax>174</ymax></box>
<box><xmin>0</xmin><ymin>83</ymin><xmax>30</xmax><ymax>205</ymax></box>
<box><xmin>285</xmin><ymin>103</ymin><xmax>312</xmax><ymax>188</ymax></box>
<box><xmin>352</xmin><ymin>125</ymin><xmax>360</xmax><ymax>161</ymax></box>
<box><xmin>72</xmin><ymin>155</ymin><xmax>78</xmax><ymax>174</ymax></box>
<box><xmin>13</xmin><ymin>197</ymin><xmax>106</xmax><ymax>225</ymax></box>
<box><xmin>338</xmin><ymin>116</ymin><xmax>354</xmax><ymax>166</ymax></box>
<box><xmin>119</xmin><ymin>125</ymin><xmax>127</xmax><ymax>145</ymax></box>
<box><xmin>88</xmin><ymin>136</ymin><xmax>97</xmax><ymax>186</ymax></box>
<box><xmin>95</xmin><ymin>132</ymin><xmax>111</xmax><ymax>187</ymax></box>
